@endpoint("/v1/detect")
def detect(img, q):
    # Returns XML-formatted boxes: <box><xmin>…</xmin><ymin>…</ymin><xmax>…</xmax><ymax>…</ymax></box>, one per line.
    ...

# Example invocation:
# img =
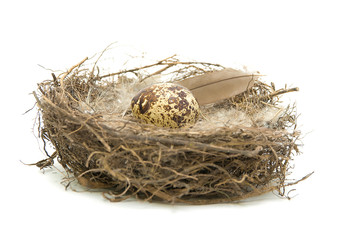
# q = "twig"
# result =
<box><xmin>98</xmin><ymin>55</ymin><xmax>177</xmax><ymax>79</ymax></box>
<box><xmin>59</xmin><ymin>57</ymin><xmax>88</xmax><ymax>88</ymax></box>
<box><xmin>285</xmin><ymin>171</ymin><xmax>314</xmax><ymax>187</ymax></box>
<box><xmin>139</xmin><ymin>64</ymin><xmax>173</xmax><ymax>82</ymax></box>
<box><xmin>98</xmin><ymin>55</ymin><xmax>224</xmax><ymax>80</ymax></box>
<box><xmin>269</xmin><ymin>87</ymin><xmax>299</xmax><ymax>98</ymax></box>
<box><xmin>90</xmin><ymin>42</ymin><xmax>116</xmax><ymax>77</ymax></box>
<box><xmin>22</xmin><ymin>102</ymin><xmax>37</xmax><ymax>115</ymax></box>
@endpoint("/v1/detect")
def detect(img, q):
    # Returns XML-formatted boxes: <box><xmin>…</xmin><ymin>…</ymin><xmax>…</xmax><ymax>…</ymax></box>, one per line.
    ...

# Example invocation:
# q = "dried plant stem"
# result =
<box><xmin>99</xmin><ymin>55</ymin><xmax>224</xmax><ymax>80</ymax></box>
<box><xmin>59</xmin><ymin>57</ymin><xmax>88</xmax><ymax>88</ymax></box>
<box><xmin>269</xmin><ymin>87</ymin><xmax>299</xmax><ymax>98</ymax></box>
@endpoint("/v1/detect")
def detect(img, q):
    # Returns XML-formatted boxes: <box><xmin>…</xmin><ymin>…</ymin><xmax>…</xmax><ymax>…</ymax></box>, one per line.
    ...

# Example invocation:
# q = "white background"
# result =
<box><xmin>1</xmin><ymin>0</ymin><xmax>342</xmax><ymax>239</ymax></box>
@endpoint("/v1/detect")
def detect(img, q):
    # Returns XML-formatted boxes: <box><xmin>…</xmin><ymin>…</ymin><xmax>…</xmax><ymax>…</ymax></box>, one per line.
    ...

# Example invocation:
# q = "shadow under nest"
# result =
<box><xmin>33</xmin><ymin>55</ymin><xmax>309</xmax><ymax>205</ymax></box>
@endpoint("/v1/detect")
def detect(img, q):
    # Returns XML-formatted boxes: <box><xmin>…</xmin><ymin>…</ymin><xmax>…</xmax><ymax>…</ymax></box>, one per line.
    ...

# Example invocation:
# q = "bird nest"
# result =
<box><xmin>33</xmin><ymin>52</ymin><xmax>310</xmax><ymax>205</ymax></box>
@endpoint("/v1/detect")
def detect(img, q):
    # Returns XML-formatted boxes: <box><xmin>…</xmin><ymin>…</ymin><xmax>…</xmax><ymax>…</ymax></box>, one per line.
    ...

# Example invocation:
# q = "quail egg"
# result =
<box><xmin>131</xmin><ymin>83</ymin><xmax>200</xmax><ymax>128</ymax></box>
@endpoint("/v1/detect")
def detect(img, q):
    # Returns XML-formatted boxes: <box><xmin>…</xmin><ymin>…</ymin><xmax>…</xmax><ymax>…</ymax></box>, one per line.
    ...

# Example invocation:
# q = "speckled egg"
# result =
<box><xmin>131</xmin><ymin>83</ymin><xmax>200</xmax><ymax>128</ymax></box>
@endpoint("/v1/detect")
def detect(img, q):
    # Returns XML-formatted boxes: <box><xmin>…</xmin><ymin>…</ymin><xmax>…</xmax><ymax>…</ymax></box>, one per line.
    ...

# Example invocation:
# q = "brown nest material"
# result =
<box><xmin>33</xmin><ymin>53</ymin><xmax>310</xmax><ymax>205</ymax></box>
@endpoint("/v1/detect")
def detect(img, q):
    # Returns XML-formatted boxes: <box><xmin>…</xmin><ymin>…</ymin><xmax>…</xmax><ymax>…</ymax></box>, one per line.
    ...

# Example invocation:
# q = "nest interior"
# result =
<box><xmin>33</xmin><ymin>53</ymin><xmax>308</xmax><ymax>205</ymax></box>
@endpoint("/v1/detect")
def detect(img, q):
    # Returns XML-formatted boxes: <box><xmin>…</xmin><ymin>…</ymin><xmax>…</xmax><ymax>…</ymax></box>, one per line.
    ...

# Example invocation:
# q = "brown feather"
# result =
<box><xmin>178</xmin><ymin>68</ymin><xmax>259</xmax><ymax>105</ymax></box>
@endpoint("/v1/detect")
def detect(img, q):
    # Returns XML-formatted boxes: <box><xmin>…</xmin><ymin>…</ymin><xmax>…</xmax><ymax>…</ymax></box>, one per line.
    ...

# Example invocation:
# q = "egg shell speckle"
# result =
<box><xmin>131</xmin><ymin>83</ymin><xmax>200</xmax><ymax>128</ymax></box>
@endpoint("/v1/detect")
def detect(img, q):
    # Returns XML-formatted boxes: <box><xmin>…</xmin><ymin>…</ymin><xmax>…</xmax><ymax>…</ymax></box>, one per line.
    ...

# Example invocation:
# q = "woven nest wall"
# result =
<box><xmin>33</xmin><ymin>53</ymin><xmax>309</xmax><ymax>205</ymax></box>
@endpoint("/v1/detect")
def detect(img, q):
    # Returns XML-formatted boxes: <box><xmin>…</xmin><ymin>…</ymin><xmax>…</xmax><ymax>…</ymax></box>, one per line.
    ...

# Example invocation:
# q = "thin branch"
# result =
<box><xmin>139</xmin><ymin>64</ymin><xmax>173</xmax><ymax>82</ymax></box>
<box><xmin>22</xmin><ymin>102</ymin><xmax>37</xmax><ymax>115</ymax></box>
<box><xmin>90</xmin><ymin>42</ymin><xmax>117</xmax><ymax>77</ymax></box>
<box><xmin>98</xmin><ymin>55</ymin><xmax>224</xmax><ymax>80</ymax></box>
<box><xmin>269</xmin><ymin>87</ymin><xmax>299</xmax><ymax>98</ymax></box>
<box><xmin>59</xmin><ymin>57</ymin><xmax>88</xmax><ymax>88</ymax></box>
